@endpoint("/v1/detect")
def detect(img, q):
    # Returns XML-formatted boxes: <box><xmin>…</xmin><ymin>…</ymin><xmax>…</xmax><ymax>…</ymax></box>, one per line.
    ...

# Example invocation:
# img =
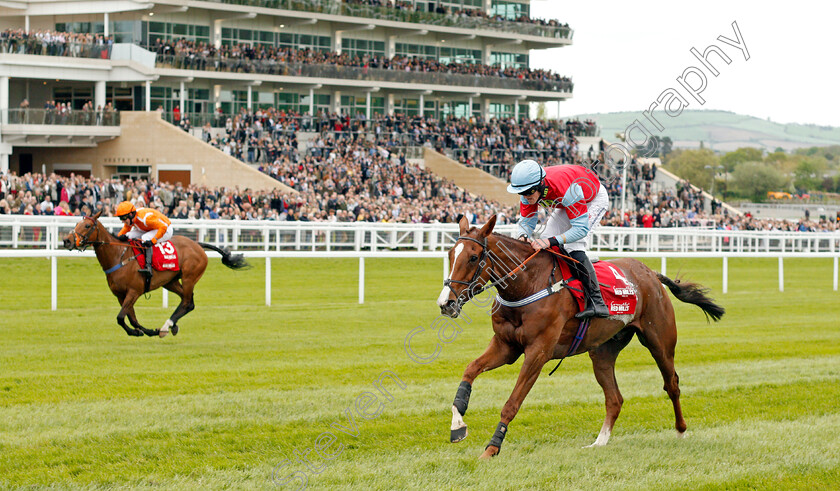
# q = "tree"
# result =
<box><xmin>730</xmin><ymin>162</ymin><xmax>788</xmax><ymax>201</ymax></box>
<box><xmin>720</xmin><ymin>147</ymin><xmax>763</xmax><ymax>172</ymax></box>
<box><xmin>665</xmin><ymin>148</ymin><xmax>718</xmax><ymax>189</ymax></box>
<box><xmin>661</xmin><ymin>136</ymin><xmax>673</xmax><ymax>157</ymax></box>
<box><xmin>793</xmin><ymin>159</ymin><xmax>826</xmax><ymax>193</ymax></box>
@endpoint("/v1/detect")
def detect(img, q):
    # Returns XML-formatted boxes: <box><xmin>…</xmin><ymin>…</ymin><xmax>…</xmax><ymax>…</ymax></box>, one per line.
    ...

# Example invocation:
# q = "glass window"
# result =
<box><xmin>144</xmin><ymin>21</ymin><xmax>210</xmax><ymax>45</ymax></box>
<box><xmin>491</xmin><ymin>1</ymin><xmax>530</xmax><ymax>20</ymax></box>
<box><xmin>341</xmin><ymin>38</ymin><xmax>385</xmax><ymax>59</ymax></box>
<box><xmin>490</xmin><ymin>52</ymin><xmax>529</xmax><ymax>69</ymax></box>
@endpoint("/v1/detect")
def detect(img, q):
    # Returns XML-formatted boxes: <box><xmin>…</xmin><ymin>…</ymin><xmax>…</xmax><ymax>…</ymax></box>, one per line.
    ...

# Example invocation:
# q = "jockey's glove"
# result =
<box><xmin>117</xmin><ymin>234</ymin><xmax>129</xmax><ymax>242</ymax></box>
<box><xmin>142</xmin><ymin>240</ymin><xmax>154</xmax><ymax>247</ymax></box>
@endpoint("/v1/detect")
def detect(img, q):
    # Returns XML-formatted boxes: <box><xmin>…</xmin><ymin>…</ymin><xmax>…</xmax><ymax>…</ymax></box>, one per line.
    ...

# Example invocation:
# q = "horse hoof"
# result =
<box><xmin>479</xmin><ymin>446</ymin><xmax>498</xmax><ymax>460</ymax></box>
<box><xmin>160</xmin><ymin>319</ymin><xmax>174</xmax><ymax>338</ymax></box>
<box><xmin>171</xmin><ymin>324</ymin><xmax>179</xmax><ymax>336</ymax></box>
<box><xmin>450</xmin><ymin>425</ymin><xmax>468</xmax><ymax>443</ymax></box>
<box><xmin>676</xmin><ymin>430</ymin><xmax>686</xmax><ymax>439</ymax></box>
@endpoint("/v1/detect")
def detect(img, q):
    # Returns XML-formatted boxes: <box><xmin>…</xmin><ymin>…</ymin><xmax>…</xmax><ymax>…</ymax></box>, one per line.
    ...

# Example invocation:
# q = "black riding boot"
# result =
<box><xmin>140</xmin><ymin>246</ymin><xmax>154</xmax><ymax>278</ymax></box>
<box><xmin>570</xmin><ymin>250</ymin><xmax>610</xmax><ymax>319</ymax></box>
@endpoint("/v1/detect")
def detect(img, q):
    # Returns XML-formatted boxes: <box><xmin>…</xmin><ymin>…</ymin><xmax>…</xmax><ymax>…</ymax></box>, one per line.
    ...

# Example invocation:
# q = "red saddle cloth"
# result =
<box><xmin>131</xmin><ymin>241</ymin><xmax>180</xmax><ymax>272</ymax></box>
<box><xmin>553</xmin><ymin>252</ymin><xmax>638</xmax><ymax>316</ymax></box>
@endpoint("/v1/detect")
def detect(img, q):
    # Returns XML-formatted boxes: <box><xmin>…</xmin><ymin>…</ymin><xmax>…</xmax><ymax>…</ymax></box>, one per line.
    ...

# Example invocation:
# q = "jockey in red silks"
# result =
<box><xmin>507</xmin><ymin>159</ymin><xmax>610</xmax><ymax>319</ymax></box>
<box><xmin>115</xmin><ymin>201</ymin><xmax>173</xmax><ymax>278</ymax></box>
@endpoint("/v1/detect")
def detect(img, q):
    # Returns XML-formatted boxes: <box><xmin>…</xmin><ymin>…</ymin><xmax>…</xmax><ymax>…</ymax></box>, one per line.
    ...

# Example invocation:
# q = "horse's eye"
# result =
<box><xmin>85</xmin><ymin>224</ymin><xmax>91</xmax><ymax>228</ymax></box>
<box><xmin>469</xmin><ymin>255</ymin><xmax>479</xmax><ymax>263</ymax></box>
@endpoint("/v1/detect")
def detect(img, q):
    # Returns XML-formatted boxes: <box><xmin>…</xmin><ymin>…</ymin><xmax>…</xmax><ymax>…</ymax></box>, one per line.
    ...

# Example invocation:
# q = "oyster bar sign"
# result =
<box><xmin>103</xmin><ymin>157</ymin><xmax>151</xmax><ymax>164</ymax></box>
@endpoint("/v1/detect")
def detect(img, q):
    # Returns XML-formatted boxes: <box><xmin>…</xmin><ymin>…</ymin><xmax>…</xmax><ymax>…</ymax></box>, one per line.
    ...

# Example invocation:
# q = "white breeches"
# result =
<box><xmin>127</xmin><ymin>225</ymin><xmax>173</xmax><ymax>244</ymax></box>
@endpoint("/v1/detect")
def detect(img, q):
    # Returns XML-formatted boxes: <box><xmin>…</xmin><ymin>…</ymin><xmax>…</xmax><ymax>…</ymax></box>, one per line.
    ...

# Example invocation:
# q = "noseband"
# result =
<box><xmin>444</xmin><ymin>236</ymin><xmax>490</xmax><ymax>290</ymax></box>
<box><xmin>71</xmin><ymin>216</ymin><xmax>103</xmax><ymax>251</ymax></box>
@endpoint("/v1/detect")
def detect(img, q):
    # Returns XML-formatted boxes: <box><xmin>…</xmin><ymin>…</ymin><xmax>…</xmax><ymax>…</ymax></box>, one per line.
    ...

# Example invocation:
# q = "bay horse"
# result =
<box><xmin>63</xmin><ymin>209</ymin><xmax>249</xmax><ymax>338</ymax></box>
<box><xmin>439</xmin><ymin>215</ymin><xmax>724</xmax><ymax>459</ymax></box>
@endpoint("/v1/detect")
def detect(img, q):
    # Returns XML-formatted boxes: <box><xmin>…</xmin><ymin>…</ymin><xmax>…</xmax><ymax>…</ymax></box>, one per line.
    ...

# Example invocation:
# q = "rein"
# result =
<box><xmin>71</xmin><ymin>216</ymin><xmax>134</xmax><ymax>251</ymax></box>
<box><xmin>452</xmin><ymin>237</ymin><xmax>579</xmax><ymax>302</ymax></box>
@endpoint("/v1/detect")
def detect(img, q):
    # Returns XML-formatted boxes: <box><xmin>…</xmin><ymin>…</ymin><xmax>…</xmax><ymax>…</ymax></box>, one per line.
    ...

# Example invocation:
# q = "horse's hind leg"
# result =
<box><xmin>161</xmin><ymin>279</ymin><xmax>187</xmax><ymax>336</ymax></box>
<box><xmin>586</xmin><ymin>327</ymin><xmax>635</xmax><ymax>447</ymax></box>
<box><xmin>450</xmin><ymin>335</ymin><xmax>519</xmax><ymax>444</ymax></box>
<box><xmin>161</xmin><ymin>277</ymin><xmax>196</xmax><ymax>337</ymax></box>
<box><xmin>637</xmin><ymin>316</ymin><xmax>686</xmax><ymax>436</ymax></box>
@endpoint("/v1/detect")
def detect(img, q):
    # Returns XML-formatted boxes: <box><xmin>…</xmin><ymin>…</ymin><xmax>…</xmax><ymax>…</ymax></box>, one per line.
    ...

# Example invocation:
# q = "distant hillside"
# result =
<box><xmin>571</xmin><ymin>110</ymin><xmax>840</xmax><ymax>152</ymax></box>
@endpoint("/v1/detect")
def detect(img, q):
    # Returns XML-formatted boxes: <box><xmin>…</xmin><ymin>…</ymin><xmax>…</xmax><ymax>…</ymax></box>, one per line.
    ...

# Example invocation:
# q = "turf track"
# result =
<box><xmin>0</xmin><ymin>256</ymin><xmax>838</xmax><ymax>490</ymax></box>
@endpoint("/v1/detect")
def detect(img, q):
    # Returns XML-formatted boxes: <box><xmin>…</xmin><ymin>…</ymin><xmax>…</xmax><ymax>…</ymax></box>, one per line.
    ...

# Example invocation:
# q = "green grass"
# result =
<box><xmin>1</xmin><ymin>256</ymin><xmax>839</xmax><ymax>490</ymax></box>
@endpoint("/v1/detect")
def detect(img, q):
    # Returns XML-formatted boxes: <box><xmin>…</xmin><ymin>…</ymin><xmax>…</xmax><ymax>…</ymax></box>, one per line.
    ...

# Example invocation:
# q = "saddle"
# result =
<box><xmin>552</xmin><ymin>248</ymin><xmax>639</xmax><ymax>317</ymax></box>
<box><xmin>129</xmin><ymin>240</ymin><xmax>181</xmax><ymax>273</ymax></box>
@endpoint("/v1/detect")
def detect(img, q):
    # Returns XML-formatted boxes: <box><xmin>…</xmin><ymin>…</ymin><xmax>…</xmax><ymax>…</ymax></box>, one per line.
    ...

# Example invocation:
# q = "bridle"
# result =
<box><xmin>70</xmin><ymin>216</ymin><xmax>132</xmax><ymax>251</ymax></box>
<box><xmin>70</xmin><ymin>216</ymin><xmax>105</xmax><ymax>251</ymax></box>
<box><xmin>443</xmin><ymin>234</ymin><xmax>577</xmax><ymax>308</ymax></box>
<box><xmin>443</xmin><ymin>235</ymin><xmax>539</xmax><ymax>307</ymax></box>
<box><xmin>443</xmin><ymin>236</ymin><xmax>490</xmax><ymax>292</ymax></box>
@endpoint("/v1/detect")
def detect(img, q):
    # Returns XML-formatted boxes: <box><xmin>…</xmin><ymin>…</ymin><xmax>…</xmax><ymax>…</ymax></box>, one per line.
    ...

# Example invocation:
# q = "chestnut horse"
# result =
<box><xmin>439</xmin><ymin>216</ymin><xmax>724</xmax><ymax>459</ymax></box>
<box><xmin>63</xmin><ymin>210</ymin><xmax>249</xmax><ymax>337</ymax></box>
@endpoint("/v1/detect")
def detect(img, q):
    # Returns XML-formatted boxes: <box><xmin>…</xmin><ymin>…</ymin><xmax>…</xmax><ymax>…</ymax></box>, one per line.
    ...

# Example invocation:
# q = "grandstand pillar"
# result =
<box><xmin>213</xmin><ymin>20</ymin><xmax>222</xmax><ymax>48</ymax></box>
<box><xmin>95</xmin><ymin>81</ymin><xmax>106</xmax><ymax>112</ymax></box>
<box><xmin>483</xmin><ymin>0</ymin><xmax>492</xmax><ymax>16</ymax></box>
<box><xmin>332</xmin><ymin>90</ymin><xmax>341</xmax><ymax>114</ymax></box>
<box><xmin>0</xmin><ymin>76</ymin><xmax>8</xmax><ymax>125</ymax></box>
<box><xmin>24</xmin><ymin>15</ymin><xmax>29</xmax><ymax>32</ymax></box>
<box><xmin>366</xmin><ymin>90</ymin><xmax>371</xmax><ymax>120</ymax></box>
<box><xmin>419</xmin><ymin>93</ymin><xmax>424</xmax><ymax>117</ymax></box>
<box><xmin>145</xmin><ymin>80</ymin><xmax>151</xmax><ymax>111</ymax></box>
<box><xmin>309</xmin><ymin>87</ymin><xmax>314</xmax><ymax>116</ymax></box>
<box><xmin>247</xmin><ymin>85</ymin><xmax>252</xmax><ymax>110</ymax></box>
<box><xmin>386</xmin><ymin>35</ymin><xmax>396</xmax><ymax>58</ymax></box>
<box><xmin>483</xmin><ymin>44</ymin><xmax>493</xmax><ymax>65</ymax></box>
<box><xmin>386</xmin><ymin>94</ymin><xmax>394</xmax><ymax>116</ymax></box>
<box><xmin>468</xmin><ymin>96</ymin><xmax>473</xmax><ymax>117</ymax></box>
<box><xmin>104</xmin><ymin>13</ymin><xmax>109</xmax><ymax>37</ymax></box>
<box><xmin>514</xmin><ymin>99</ymin><xmax>519</xmax><ymax>119</ymax></box>
<box><xmin>179</xmin><ymin>81</ymin><xmax>186</xmax><ymax>114</ymax></box>
<box><xmin>335</xmin><ymin>31</ymin><xmax>343</xmax><ymax>55</ymax></box>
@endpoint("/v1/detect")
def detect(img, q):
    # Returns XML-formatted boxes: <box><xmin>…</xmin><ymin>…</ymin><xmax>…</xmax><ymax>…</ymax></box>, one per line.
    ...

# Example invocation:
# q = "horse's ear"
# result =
<box><xmin>92</xmin><ymin>208</ymin><xmax>103</xmax><ymax>221</ymax></box>
<box><xmin>458</xmin><ymin>216</ymin><xmax>469</xmax><ymax>236</ymax></box>
<box><xmin>479</xmin><ymin>214</ymin><xmax>497</xmax><ymax>237</ymax></box>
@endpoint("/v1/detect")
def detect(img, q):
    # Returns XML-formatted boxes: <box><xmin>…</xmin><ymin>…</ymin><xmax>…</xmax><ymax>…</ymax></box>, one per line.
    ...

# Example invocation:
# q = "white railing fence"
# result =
<box><xmin>3</xmin><ymin>215</ymin><xmax>840</xmax><ymax>254</ymax></box>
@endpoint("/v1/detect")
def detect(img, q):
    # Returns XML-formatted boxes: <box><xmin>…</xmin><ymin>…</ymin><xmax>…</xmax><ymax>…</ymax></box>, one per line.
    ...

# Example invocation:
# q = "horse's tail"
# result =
<box><xmin>657</xmin><ymin>273</ymin><xmax>725</xmax><ymax>323</ymax></box>
<box><xmin>198</xmin><ymin>242</ymin><xmax>251</xmax><ymax>270</ymax></box>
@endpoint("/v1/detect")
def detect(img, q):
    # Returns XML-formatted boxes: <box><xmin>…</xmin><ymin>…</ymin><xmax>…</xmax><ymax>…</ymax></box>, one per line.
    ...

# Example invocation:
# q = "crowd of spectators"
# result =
<box><xmin>0</xmin><ymin>156</ymin><xmax>517</xmax><ymax>224</ymax></box>
<box><xmin>188</xmin><ymin>107</ymin><xmax>597</xmax><ymax>178</ymax></box>
<box><xmin>342</xmin><ymin>0</ymin><xmax>571</xmax><ymax>30</ymax></box>
<box><xmin>150</xmin><ymin>38</ymin><xmax>572</xmax><ymax>91</ymax></box>
<box><xmin>0</xmin><ymin>29</ymin><xmax>112</xmax><ymax>58</ymax></box>
<box><xmin>3</xmin><ymin>167</ymin><xmax>839</xmax><ymax>232</ymax></box>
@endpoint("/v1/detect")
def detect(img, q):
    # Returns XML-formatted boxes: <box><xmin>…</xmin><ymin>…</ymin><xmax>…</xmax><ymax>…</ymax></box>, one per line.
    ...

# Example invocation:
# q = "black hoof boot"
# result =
<box><xmin>451</xmin><ymin>425</ymin><xmax>468</xmax><ymax>443</ymax></box>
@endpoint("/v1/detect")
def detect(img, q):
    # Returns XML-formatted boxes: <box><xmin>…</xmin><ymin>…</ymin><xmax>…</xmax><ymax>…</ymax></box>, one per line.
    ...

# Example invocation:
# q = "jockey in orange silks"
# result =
<box><xmin>115</xmin><ymin>201</ymin><xmax>173</xmax><ymax>277</ymax></box>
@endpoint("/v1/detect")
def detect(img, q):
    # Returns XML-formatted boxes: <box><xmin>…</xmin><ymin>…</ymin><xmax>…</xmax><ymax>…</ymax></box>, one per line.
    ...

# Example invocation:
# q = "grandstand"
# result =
<box><xmin>0</xmin><ymin>0</ymin><xmax>574</xmax><ymax>190</ymax></box>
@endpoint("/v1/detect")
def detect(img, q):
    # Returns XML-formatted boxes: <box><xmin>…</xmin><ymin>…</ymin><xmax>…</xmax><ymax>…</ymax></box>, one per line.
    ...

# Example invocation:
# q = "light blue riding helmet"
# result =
<box><xmin>507</xmin><ymin>160</ymin><xmax>545</xmax><ymax>193</ymax></box>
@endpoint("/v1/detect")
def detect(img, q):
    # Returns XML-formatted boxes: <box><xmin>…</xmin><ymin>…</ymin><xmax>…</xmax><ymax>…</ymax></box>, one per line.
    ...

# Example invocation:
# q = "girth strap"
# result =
<box><xmin>495</xmin><ymin>280</ymin><xmax>566</xmax><ymax>308</ymax></box>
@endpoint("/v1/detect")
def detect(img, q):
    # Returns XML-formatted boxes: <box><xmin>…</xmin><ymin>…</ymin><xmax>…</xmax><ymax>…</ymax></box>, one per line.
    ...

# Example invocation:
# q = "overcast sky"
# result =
<box><xmin>530</xmin><ymin>1</ymin><xmax>840</xmax><ymax>128</ymax></box>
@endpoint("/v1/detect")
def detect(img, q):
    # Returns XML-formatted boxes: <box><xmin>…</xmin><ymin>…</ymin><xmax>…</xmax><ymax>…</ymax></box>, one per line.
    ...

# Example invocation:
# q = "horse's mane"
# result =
<box><xmin>462</xmin><ymin>226</ymin><xmax>538</xmax><ymax>258</ymax></box>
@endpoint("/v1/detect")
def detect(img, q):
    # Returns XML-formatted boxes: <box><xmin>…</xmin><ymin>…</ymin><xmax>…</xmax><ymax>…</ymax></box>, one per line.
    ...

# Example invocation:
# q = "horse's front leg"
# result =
<box><xmin>480</xmin><ymin>336</ymin><xmax>556</xmax><ymax>460</ymax></box>
<box><xmin>125</xmin><ymin>305</ymin><xmax>160</xmax><ymax>337</ymax></box>
<box><xmin>116</xmin><ymin>291</ymin><xmax>143</xmax><ymax>337</ymax></box>
<box><xmin>451</xmin><ymin>335</ymin><xmax>520</xmax><ymax>443</ymax></box>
